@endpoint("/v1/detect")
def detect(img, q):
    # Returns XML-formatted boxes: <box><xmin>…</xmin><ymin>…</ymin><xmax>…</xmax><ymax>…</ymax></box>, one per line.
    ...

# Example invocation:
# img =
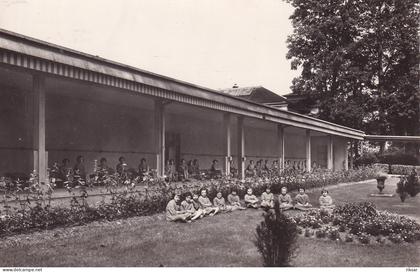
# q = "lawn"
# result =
<box><xmin>0</xmin><ymin>177</ymin><xmax>419</xmax><ymax>267</ymax></box>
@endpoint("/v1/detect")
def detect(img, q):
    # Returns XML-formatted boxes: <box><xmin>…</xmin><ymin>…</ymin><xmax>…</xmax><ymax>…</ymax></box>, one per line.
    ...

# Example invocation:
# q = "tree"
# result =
<box><xmin>285</xmin><ymin>0</ymin><xmax>419</xmax><ymax>156</ymax></box>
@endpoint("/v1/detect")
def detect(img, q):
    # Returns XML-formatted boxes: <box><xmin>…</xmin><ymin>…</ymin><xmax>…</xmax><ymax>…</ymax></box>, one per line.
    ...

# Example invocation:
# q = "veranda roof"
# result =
<box><xmin>0</xmin><ymin>28</ymin><xmax>365</xmax><ymax>140</ymax></box>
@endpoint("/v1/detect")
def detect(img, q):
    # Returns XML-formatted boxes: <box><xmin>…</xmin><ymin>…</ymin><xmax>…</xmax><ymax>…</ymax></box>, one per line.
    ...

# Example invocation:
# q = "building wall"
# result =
<box><xmin>311</xmin><ymin>136</ymin><xmax>328</xmax><ymax>169</ymax></box>
<box><xmin>0</xmin><ymin>83</ymin><xmax>350</xmax><ymax>177</ymax></box>
<box><xmin>46</xmin><ymin>93</ymin><xmax>156</xmax><ymax>174</ymax></box>
<box><xmin>165</xmin><ymin>110</ymin><xmax>225</xmax><ymax>169</ymax></box>
<box><xmin>0</xmin><ymin>87</ymin><xmax>33</xmax><ymax>176</ymax></box>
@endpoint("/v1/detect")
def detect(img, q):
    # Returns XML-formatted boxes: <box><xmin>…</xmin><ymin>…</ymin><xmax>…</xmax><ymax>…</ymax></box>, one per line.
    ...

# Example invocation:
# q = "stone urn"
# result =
<box><xmin>376</xmin><ymin>173</ymin><xmax>388</xmax><ymax>193</ymax></box>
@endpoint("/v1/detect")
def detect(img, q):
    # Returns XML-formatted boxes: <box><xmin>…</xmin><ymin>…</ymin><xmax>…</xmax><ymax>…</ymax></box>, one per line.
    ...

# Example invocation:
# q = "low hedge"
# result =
<box><xmin>0</xmin><ymin>166</ymin><xmax>380</xmax><ymax>237</ymax></box>
<box><xmin>390</xmin><ymin>165</ymin><xmax>420</xmax><ymax>175</ymax></box>
<box><xmin>372</xmin><ymin>163</ymin><xmax>390</xmax><ymax>173</ymax></box>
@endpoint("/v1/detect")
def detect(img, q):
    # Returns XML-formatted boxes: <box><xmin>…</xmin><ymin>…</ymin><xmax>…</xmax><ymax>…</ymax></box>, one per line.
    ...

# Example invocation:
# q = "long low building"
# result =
<box><xmin>0</xmin><ymin>29</ymin><xmax>366</xmax><ymax>182</ymax></box>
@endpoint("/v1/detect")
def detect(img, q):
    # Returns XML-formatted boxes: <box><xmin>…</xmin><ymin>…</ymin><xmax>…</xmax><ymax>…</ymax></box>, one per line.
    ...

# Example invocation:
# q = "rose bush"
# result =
<box><xmin>293</xmin><ymin>202</ymin><xmax>420</xmax><ymax>244</ymax></box>
<box><xmin>0</xmin><ymin>166</ymin><xmax>380</xmax><ymax>237</ymax></box>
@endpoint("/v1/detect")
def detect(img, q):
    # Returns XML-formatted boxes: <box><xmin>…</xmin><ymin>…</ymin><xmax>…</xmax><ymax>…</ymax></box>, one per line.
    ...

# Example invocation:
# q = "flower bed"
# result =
<box><xmin>0</xmin><ymin>166</ymin><xmax>380</xmax><ymax>237</ymax></box>
<box><xmin>293</xmin><ymin>202</ymin><xmax>420</xmax><ymax>244</ymax></box>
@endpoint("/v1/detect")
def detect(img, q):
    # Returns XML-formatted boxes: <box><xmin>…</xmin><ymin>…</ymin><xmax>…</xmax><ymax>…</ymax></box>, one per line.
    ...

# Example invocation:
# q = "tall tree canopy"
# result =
<box><xmin>285</xmin><ymin>0</ymin><xmax>419</xmax><ymax>139</ymax></box>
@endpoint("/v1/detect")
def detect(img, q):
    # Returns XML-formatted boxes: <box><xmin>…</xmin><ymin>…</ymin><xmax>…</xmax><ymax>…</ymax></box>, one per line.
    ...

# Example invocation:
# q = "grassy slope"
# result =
<box><xmin>0</xmin><ymin>177</ymin><xmax>419</xmax><ymax>267</ymax></box>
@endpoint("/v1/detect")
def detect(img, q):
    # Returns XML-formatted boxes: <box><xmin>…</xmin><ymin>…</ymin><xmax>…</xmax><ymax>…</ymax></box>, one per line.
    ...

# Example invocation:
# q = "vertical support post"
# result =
<box><xmin>327</xmin><ymin>135</ymin><xmax>334</xmax><ymax>170</ymax></box>
<box><xmin>154</xmin><ymin>100</ymin><xmax>165</xmax><ymax>177</ymax></box>
<box><xmin>344</xmin><ymin>141</ymin><xmax>349</xmax><ymax>171</ymax></box>
<box><xmin>306</xmin><ymin>129</ymin><xmax>311</xmax><ymax>172</ymax></box>
<box><xmin>277</xmin><ymin>124</ymin><xmax>285</xmax><ymax>172</ymax></box>
<box><xmin>237</xmin><ymin>116</ymin><xmax>245</xmax><ymax>179</ymax></box>
<box><xmin>33</xmin><ymin>74</ymin><xmax>47</xmax><ymax>183</ymax></box>
<box><xmin>223</xmin><ymin>113</ymin><xmax>231</xmax><ymax>176</ymax></box>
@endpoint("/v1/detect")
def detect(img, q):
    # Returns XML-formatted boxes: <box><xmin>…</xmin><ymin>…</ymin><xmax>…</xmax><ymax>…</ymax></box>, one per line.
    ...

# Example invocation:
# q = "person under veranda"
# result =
<box><xmin>166</xmin><ymin>193</ymin><xmax>193</xmax><ymax>222</ymax></box>
<box><xmin>73</xmin><ymin>155</ymin><xmax>86</xmax><ymax>182</ymax></box>
<box><xmin>59</xmin><ymin>158</ymin><xmax>73</xmax><ymax>186</ymax></box>
<box><xmin>210</xmin><ymin>159</ymin><xmax>222</xmax><ymax>179</ymax></box>
<box><xmin>116</xmin><ymin>156</ymin><xmax>128</xmax><ymax>176</ymax></box>
<box><xmin>165</xmin><ymin>159</ymin><xmax>176</xmax><ymax>182</ymax></box>
<box><xmin>178</xmin><ymin>159</ymin><xmax>189</xmax><ymax>181</ymax></box>
<box><xmin>138</xmin><ymin>158</ymin><xmax>150</xmax><ymax>180</ymax></box>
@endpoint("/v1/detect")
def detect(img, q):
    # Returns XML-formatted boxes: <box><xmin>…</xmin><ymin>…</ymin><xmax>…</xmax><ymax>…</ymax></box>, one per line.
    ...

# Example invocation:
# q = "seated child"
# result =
<box><xmin>244</xmin><ymin>188</ymin><xmax>259</xmax><ymax>208</ymax></box>
<box><xmin>260</xmin><ymin>187</ymin><xmax>274</xmax><ymax>209</ymax></box>
<box><xmin>181</xmin><ymin>193</ymin><xmax>204</xmax><ymax>221</ymax></box>
<box><xmin>191</xmin><ymin>193</ymin><xmax>205</xmax><ymax>216</ymax></box>
<box><xmin>294</xmin><ymin>187</ymin><xmax>312</xmax><ymax>211</ymax></box>
<box><xmin>198</xmin><ymin>189</ymin><xmax>219</xmax><ymax>216</ymax></box>
<box><xmin>278</xmin><ymin>186</ymin><xmax>293</xmax><ymax>211</ymax></box>
<box><xmin>227</xmin><ymin>190</ymin><xmax>246</xmax><ymax>210</ymax></box>
<box><xmin>166</xmin><ymin>194</ymin><xmax>193</xmax><ymax>222</ymax></box>
<box><xmin>319</xmin><ymin>189</ymin><xmax>335</xmax><ymax>213</ymax></box>
<box><xmin>213</xmin><ymin>192</ymin><xmax>232</xmax><ymax>212</ymax></box>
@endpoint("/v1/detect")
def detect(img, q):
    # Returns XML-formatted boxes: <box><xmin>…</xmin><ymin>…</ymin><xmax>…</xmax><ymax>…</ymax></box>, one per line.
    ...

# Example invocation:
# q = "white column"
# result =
<box><xmin>277</xmin><ymin>124</ymin><xmax>285</xmax><ymax>172</ymax></box>
<box><xmin>344</xmin><ymin>141</ymin><xmax>349</xmax><ymax>170</ymax></box>
<box><xmin>237</xmin><ymin>116</ymin><xmax>245</xmax><ymax>179</ymax></box>
<box><xmin>154</xmin><ymin>100</ymin><xmax>165</xmax><ymax>177</ymax></box>
<box><xmin>327</xmin><ymin>135</ymin><xmax>334</xmax><ymax>170</ymax></box>
<box><xmin>33</xmin><ymin>75</ymin><xmax>47</xmax><ymax>183</ymax></box>
<box><xmin>305</xmin><ymin>129</ymin><xmax>311</xmax><ymax>172</ymax></box>
<box><xmin>223</xmin><ymin>113</ymin><xmax>231</xmax><ymax>176</ymax></box>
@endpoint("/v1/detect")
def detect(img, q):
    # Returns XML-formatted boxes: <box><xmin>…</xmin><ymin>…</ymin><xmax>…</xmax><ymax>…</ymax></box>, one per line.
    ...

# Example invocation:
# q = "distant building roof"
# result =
<box><xmin>283</xmin><ymin>93</ymin><xmax>319</xmax><ymax>116</ymax></box>
<box><xmin>219</xmin><ymin>86</ymin><xmax>287</xmax><ymax>105</ymax></box>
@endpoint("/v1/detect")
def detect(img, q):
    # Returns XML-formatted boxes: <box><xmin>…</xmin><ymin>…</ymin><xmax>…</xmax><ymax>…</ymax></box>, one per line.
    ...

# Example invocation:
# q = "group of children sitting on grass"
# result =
<box><xmin>166</xmin><ymin>186</ymin><xmax>336</xmax><ymax>222</ymax></box>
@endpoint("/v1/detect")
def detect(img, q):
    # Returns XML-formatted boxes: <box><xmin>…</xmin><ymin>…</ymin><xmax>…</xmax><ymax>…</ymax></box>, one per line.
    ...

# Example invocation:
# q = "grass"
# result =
<box><xmin>0</xmin><ymin>177</ymin><xmax>419</xmax><ymax>267</ymax></box>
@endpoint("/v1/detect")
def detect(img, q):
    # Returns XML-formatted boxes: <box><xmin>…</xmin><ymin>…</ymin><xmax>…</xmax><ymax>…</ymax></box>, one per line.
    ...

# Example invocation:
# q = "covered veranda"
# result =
<box><xmin>0</xmin><ymin>29</ymin><xmax>365</xmax><ymax>183</ymax></box>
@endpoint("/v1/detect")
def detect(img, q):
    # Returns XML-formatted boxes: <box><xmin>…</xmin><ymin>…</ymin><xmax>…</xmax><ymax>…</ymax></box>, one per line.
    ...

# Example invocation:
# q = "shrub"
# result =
<box><xmin>328</xmin><ymin>228</ymin><xmax>340</xmax><ymax>241</ymax></box>
<box><xmin>292</xmin><ymin>202</ymin><xmax>420</xmax><ymax>244</ymax></box>
<box><xmin>372</xmin><ymin>163</ymin><xmax>390</xmax><ymax>173</ymax></box>
<box><xmin>390</xmin><ymin>165</ymin><xmax>420</xmax><ymax>175</ymax></box>
<box><xmin>396</xmin><ymin>169</ymin><xmax>420</xmax><ymax>201</ymax></box>
<box><xmin>355</xmin><ymin>153</ymin><xmax>378</xmax><ymax>167</ymax></box>
<box><xmin>388</xmin><ymin>233</ymin><xmax>404</xmax><ymax>244</ymax></box>
<box><xmin>0</xmin><ymin>166</ymin><xmax>382</xmax><ymax>237</ymax></box>
<box><xmin>378</xmin><ymin>153</ymin><xmax>418</xmax><ymax>166</ymax></box>
<box><xmin>357</xmin><ymin>233</ymin><xmax>371</xmax><ymax>244</ymax></box>
<box><xmin>304</xmin><ymin>228</ymin><xmax>314</xmax><ymax>237</ymax></box>
<box><xmin>315</xmin><ymin>229</ymin><xmax>327</xmax><ymax>238</ymax></box>
<box><xmin>344</xmin><ymin>234</ymin><xmax>354</xmax><ymax>242</ymax></box>
<box><xmin>338</xmin><ymin>224</ymin><xmax>346</xmax><ymax>232</ymax></box>
<box><xmin>334</xmin><ymin>202</ymin><xmax>377</xmax><ymax>221</ymax></box>
<box><xmin>404</xmin><ymin>169</ymin><xmax>420</xmax><ymax>197</ymax></box>
<box><xmin>255</xmin><ymin>203</ymin><xmax>298</xmax><ymax>267</ymax></box>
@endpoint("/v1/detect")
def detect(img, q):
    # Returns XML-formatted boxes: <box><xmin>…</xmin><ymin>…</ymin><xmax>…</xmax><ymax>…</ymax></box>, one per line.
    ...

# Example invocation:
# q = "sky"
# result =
<box><xmin>0</xmin><ymin>0</ymin><xmax>299</xmax><ymax>95</ymax></box>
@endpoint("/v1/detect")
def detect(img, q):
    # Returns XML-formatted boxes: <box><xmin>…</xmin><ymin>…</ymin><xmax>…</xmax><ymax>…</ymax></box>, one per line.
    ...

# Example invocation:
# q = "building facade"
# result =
<box><xmin>0</xmin><ymin>29</ymin><xmax>365</xmax><ymax>182</ymax></box>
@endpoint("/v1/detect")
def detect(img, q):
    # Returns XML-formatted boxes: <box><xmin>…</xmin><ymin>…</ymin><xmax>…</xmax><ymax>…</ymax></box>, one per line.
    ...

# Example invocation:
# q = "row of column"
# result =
<box><xmin>32</xmin><ymin>75</ymin><xmax>347</xmax><ymax>182</ymax></box>
<box><xmin>152</xmin><ymin>105</ymin><xmax>340</xmax><ymax>179</ymax></box>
